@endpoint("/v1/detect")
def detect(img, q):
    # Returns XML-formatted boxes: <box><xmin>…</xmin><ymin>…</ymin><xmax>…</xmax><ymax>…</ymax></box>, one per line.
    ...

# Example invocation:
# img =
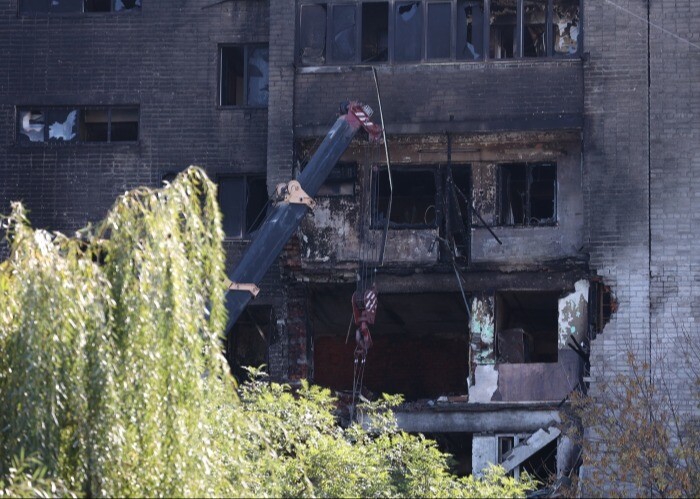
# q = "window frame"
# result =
<box><xmin>217</xmin><ymin>174</ymin><xmax>269</xmax><ymax>240</ymax></box>
<box><xmin>496</xmin><ymin>161</ymin><xmax>557</xmax><ymax>227</ymax></box>
<box><xmin>296</xmin><ymin>0</ymin><xmax>581</xmax><ymax>65</ymax></box>
<box><xmin>16</xmin><ymin>105</ymin><xmax>140</xmax><ymax>145</ymax></box>
<box><xmin>219</xmin><ymin>44</ymin><xmax>270</xmax><ymax>109</ymax></box>
<box><xmin>18</xmin><ymin>0</ymin><xmax>142</xmax><ymax>15</ymax></box>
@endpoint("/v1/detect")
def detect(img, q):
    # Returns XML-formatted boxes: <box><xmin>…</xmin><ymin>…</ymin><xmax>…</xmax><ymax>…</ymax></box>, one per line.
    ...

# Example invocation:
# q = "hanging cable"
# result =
<box><xmin>372</xmin><ymin>67</ymin><xmax>392</xmax><ymax>266</ymax></box>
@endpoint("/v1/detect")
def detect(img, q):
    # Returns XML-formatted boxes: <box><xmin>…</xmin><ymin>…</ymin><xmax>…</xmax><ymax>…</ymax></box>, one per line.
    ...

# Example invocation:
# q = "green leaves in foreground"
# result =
<box><xmin>0</xmin><ymin>167</ymin><xmax>533</xmax><ymax>498</ymax></box>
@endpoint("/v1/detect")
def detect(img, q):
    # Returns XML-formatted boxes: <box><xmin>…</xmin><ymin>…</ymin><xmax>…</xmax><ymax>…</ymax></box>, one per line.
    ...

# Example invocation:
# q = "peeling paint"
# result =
<box><xmin>468</xmin><ymin>364</ymin><xmax>499</xmax><ymax>403</ymax></box>
<box><xmin>558</xmin><ymin>279</ymin><xmax>589</xmax><ymax>347</ymax></box>
<box><xmin>470</xmin><ymin>295</ymin><xmax>495</xmax><ymax>364</ymax></box>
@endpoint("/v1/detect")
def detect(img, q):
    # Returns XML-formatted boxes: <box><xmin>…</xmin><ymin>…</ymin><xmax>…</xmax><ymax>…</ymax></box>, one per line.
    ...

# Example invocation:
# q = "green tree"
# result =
<box><xmin>0</xmin><ymin>167</ymin><xmax>535</xmax><ymax>498</ymax></box>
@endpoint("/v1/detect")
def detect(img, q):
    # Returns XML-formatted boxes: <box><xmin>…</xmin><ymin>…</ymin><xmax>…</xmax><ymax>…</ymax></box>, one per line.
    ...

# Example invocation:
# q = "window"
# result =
<box><xmin>226</xmin><ymin>305</ymin><xmax>273</xmax><ymax>382</ymax></box>
<box><xmin>498</xmin><ymin>162</ymin><xmax>556</xmax><ymax>226</ymax></box>
<box><xmin>220</xmin><ymin>45</ymin><xmax>269</xmax><ymax>107</ymax></box>
<box><xmin>317</xmin><ymin>162</ymin><xmax>357</xmax><ymax>196</ymax></box>
<box><xmin>373</xmin><ymin>168</ymin><xmax>439</xmax><ymax>229</ymax></box>
<box><xmin>218</xmin><ymin>175</ymin><xmax>268</xmax><ymax>238</ymax></box>
<box><xmin>18</xmin><ymin>106</ymin><xmax>138</xmax><ymax>144</ymax></box>
<box><xmin>495</xmin><ymin>291</ymin><xmax>559</xmax><ymax>363</ymax></box>
<box><xmin>20</xmin><ymin>0</ymin><xmax>140</xmax><ymax>13</ymax></box>
<box><xmin>297</xmin><ymin>0</ymin><xmax>579</xmax><ymax>65</ymax></box>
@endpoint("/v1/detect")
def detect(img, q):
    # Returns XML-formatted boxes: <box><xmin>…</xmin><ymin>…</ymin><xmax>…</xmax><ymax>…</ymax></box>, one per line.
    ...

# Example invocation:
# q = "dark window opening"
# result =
<box><xmin>19</xmin><ymin>106</ymin><xmax>137</xmax><ymax>144</ymax></box>
<box><xmin>496</xmin><ymin>291</ymin><xmax>559</xmax><ymax>363</ymax></box>
<box><xmin>20</xmin><ymin>0</ymin><xmax>140</xmax><ymax>12</ymax></box>
<box><xmin>490</xmin><ymin>0</ymin><xmax>516</xmax><ymax>59</ymax></box>
<box><xmin>523</xmin><ymin>0</ymin><xmax>547</xmax><ymax>57</ymax></box>
<box><xmin>220</xmin><ymin>45</ymin><xmax>269</xmax><ymax>107</ymax></box>
<box><xmin>331</xmin><ymin>4</ymin><xmax>357</xmax><ymax>62</ymax></box>
<box><xmin>394</xmin><ymin>2</ymin><xmax>423</xmax><ymax>62</ymax></box>
<box><xmin>457</xmin><ymin>0</ymin><xmax>485</xmax><ymax>60</ymax></box>
<box><xmin>317</xmin><ymin>162</ymin><xmax>357</xmax><ymax>197</ymax></box>
<box><xmin>219</xmin><ymin>175</ymin><xmax>268</xmax><ymax>239</ymax></box>
<box><xmin>498</xmin><ymin>162</ymin><xmax>556</xmax><ymax>226</ymax></box>
<box><xmin>424</xmin><ymin>433</ymin><xmax>473</xmax><ymax>477</ymax></box>
<box><xmin>300</xmin><ymin>4</ymin><xmax>327</xmax><ymax>64</ymax></box>
<box><xmin>427</xmin><ymin>2</ymin><xmax>452</xmax><ymax>59</ymax></box>
<box><xmin>361</xmin><ymin>2</ymin><xmax>389</xmax><ymax>62</ymax></box>
<box><xmin>311</xmin><ymin>285</ymin><xmax>470</xmax><ymax>401</ymax></box>
<box><xmin>373</xmin><ymin>168</ymin><xmax>439</xmax><ymax>228</ymax></box>
<box><xmin>590</xmin><ymin>280</ymin><xmax>616</xmax><ymax>335</ymax></box>
<box><xmin>225</xmin><ymin>305</ymin><xmax>272</xmax><ymax>383</ymax></box>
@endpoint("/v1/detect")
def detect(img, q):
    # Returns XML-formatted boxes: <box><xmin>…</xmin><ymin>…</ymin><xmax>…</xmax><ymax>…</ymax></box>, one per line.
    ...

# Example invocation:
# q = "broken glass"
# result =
<box><xmin>489</xmin><ymin>0</ymin><xmax>516</xmax><ymax>59</ymax></box>
<box><xmin>523</xmin><ymin>0</ymin><xmax>547</xmax><ymax>57</ymax></box>
<box><xmin>331</xmin><ymin>4</ymin><xmax>356</xmax><ymax>62</ymax></box>
<box><xmin>47</xmin><ymin>109</ymin><xmax>78</xmax><ymax>142</ymax></box>
<box><xmin>110</xmin><ymin>107</ymin><xmax>139</xmax><ymax>141</ymax></box>
<box><xmin>457</xmin><ymin>0</ymin><xmax>484</xmax><ymax>60</ymax></box>
<box><xmin>19</xmin><ymin>110</ymin><xmax>45</xmax><ymax>143</ymax></box>
<box><xmin>552</xmin><ymin>0</ymin><xmax>579</xmax><ymax>56</ymax></box>
<box><xmin>114</xmin><ymin>0</ymin><xmax>141</xmax><ymax>11</ymax></box>
<box><xmin>394</xmin><ymin>2</ymin><xmax>423</xmax><ymax>62</ymax></box>
<box><xmin>247</xmin><ymin>46</ymin><xmax>269</xmax><ymax>107</ymax></box>
<box><xmin>361</xmin><ymin>2</ymin><xmax>388</xmax><ymax>62</ymax></box>
<box><xmin>300</xmin><ymin>4</ymin><xmax>327</xmax><ymax>65</ymax></box>
<box><xmin>427</xmin><ymin>2</ymin><xmax>451</xmax><ymax>60</ymax></box>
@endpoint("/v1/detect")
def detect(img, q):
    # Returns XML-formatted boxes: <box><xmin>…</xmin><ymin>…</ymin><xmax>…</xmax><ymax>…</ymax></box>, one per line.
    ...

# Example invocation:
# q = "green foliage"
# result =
<box><xmin>0</xmin><ymin>167</ymin><xmax>534</xmax><ymax>498</ymax></box>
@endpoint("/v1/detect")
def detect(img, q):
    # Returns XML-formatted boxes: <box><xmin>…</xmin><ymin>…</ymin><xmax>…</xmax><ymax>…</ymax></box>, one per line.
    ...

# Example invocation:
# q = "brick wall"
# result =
<box><xmin>0</xmin><ymin>0</ymin><xmax>269</xmax><ymax>231</ymax></box>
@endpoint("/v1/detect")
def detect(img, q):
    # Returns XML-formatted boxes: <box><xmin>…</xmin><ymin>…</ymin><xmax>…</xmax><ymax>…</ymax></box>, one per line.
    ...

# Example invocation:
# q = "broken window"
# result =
<box><xmin>331</xmin><ymin>4</ymin><xmax>357</xmax><ymax>62</ymax></box>
<box><xmin>19</xmin><ymin>106</ymin><xmax>138</xmax><ymax>144</ymax></box>
<box><xmin>20</xmin><ymin>0</ymin><xmax>140</xmax><ymax>13</ymax></box>
<box><xmin>497</xmin><ymin>434</ymin><xmax>557</xmax><ymax>482</ymax></box>
<box><xmin>362</xmin><ymin>2</ymin><xmax>389</xmax><ymax>62</ymax></box>
<box><xmin>427</xmin><ymin>2</ymin><xmax>452</xmax><ymax>59</ymax></box>
<box><xmin>489</xmin><ymin>0</ymin><xmax>516</xmax><ymax>59</ymax></box>
<box><xmin>317</xmin><ymin>162</ymin><xmax>357</xmax><ymax>196</ymax></box>
<box><xmin>218</xmin><ymin>175</ymin><xmax>268</xmax><ymax>239</ymax></box>
<box><xmin>457</xmin><ymin>0</ymin><xmax>485</xmax><ymax>60</ymax></box>
<box><xmin>225</xmin><ymin>305</ymin><xmax>272</xmax><ymax>382</ymax></box>
<box><xmin>394</xmin><ymin>2</ymin><xmax>423</xmax><ymax>62</ymax></box>
<box><xmin>498</xmin><ymin>162</ymin><xmax>556</xmax><ymax>226</ymax></box>
<box><xmin>299</xmin><ymin>4</ymin><xmax>327</xmax><ymax>65</ymax></box>
<box><xmin>523</xmin><ymin>0</ymin><xmax>547</xmax><ymax>57</ymax></box>
<box><xmin>220</xmin><ymin>45</ymin><xmax>269</xmax><ymax>107</ymax></box>
<box><xmin>495</xmin><ymin>291</ymin><xmax>559</xmax><ymax>363</ymax></box>
<box><xmin>552</xmin><ymin>0</ymin><xmax>579</xmax><ymax>55</ymax></box>
<box><xmin>373</xmin><ymin>168</ymin><xmax>439</xmax><ymax>228</ymax></box>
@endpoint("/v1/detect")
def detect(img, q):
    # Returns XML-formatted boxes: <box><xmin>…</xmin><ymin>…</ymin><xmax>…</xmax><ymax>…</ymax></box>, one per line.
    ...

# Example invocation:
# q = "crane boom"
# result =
<box><xmin>224</xmin><ymin>102</ymin><xmax>381</xmax><ymax>331</ymax></box>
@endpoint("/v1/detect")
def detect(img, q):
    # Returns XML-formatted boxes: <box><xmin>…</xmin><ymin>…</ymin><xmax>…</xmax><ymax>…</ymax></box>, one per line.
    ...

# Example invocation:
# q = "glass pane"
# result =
<box><xmin>427</xmin><ymin>2</ymin><xmax>451</xmax><ymax>60</ymax></box>
<box><xmin>361</xmin><ymin>2</ymin><xmax>388</xmax><ymax>62</ymax></box>
<box><xmin>331</xmin><ymin>4</ymin><xmax>356</xmax><ymax>62</ymax></box>
<box><xmin>110</xmin><ymin>107</ymin><xmax>139</xmax><ymax>141</ymax></box>
<box><xmin>245</xmin><ymin>176</ymin><xmax>268</xmax><ymax>233</ymax></box>
<box><xmin>299</xmin><ymin>4</ymin><xmax>327</xmax><ymax>65</ymax></box>
<box><xmin>489</xmin><ymin>0</ymin><xmax>516</xmax><ymax>59</ymax></box>
<box><xmin>19</xmin><ymin>109</ymin><xmax>45</xmax><ymax>143</ymax></box>
<box><xmin>219</xmin><ymin>177</ymin><xmax>246</xmax><ymax>238</ymax></box>
<box><xmin>523</xmin><ymin>0</ymin><xmax>547</xmax><ymax>57</ymax></box>
<box><xmin>49</xmin><ymin>0</ymin><xmax>83</xmax><ymax>12</ymax></box>
<box><xmin>457</xmin><ymin>0</ymin><xmax>484</xmax><ymax>60</ymax></box>
<box><xmin>47</xmin><ymin>108</ymin><xmax>78</xmax><ymax>142</ymax></box>
<box><xmin>552</xmin><ymin>0</ymin><xmax>579</xmax><ymax>56</ymax></box>
<box><xmin>80</xmin><ymin>108</ymin><xmax>109</xmax><ymax>142</ymax></box>
<box><xmin>246</xmin><ymin>46</ymin><xmax>269</xmax><ymax>107</ymax></box>
<box><xmin>394</xmin><ymin>2</ymin><xmax>423</xmax><ymax>62</ymax></box>
<box><xmin>221</xmin><ymin>46</ymin><xmax>244</xmax><ymax>106</ymax></box>
<box><xmin>114</xmin><ymin>0</ymin><xmax>141</xmax><ymax>11</ymax></box>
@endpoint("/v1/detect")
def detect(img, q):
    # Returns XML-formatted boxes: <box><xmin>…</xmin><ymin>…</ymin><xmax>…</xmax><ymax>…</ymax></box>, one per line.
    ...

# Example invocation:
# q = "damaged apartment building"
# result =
<box><xmin>1</xmin><ymin>0</ymin><xmax>698</xmax><ymax>488</ymax></box>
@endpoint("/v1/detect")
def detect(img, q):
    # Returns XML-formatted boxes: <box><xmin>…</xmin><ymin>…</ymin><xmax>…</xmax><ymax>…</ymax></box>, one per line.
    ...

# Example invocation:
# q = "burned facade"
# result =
<box><xmin>1</xmin><ymin>0</ymin><xmax>698</xmax><ymax>489</ymax></box>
